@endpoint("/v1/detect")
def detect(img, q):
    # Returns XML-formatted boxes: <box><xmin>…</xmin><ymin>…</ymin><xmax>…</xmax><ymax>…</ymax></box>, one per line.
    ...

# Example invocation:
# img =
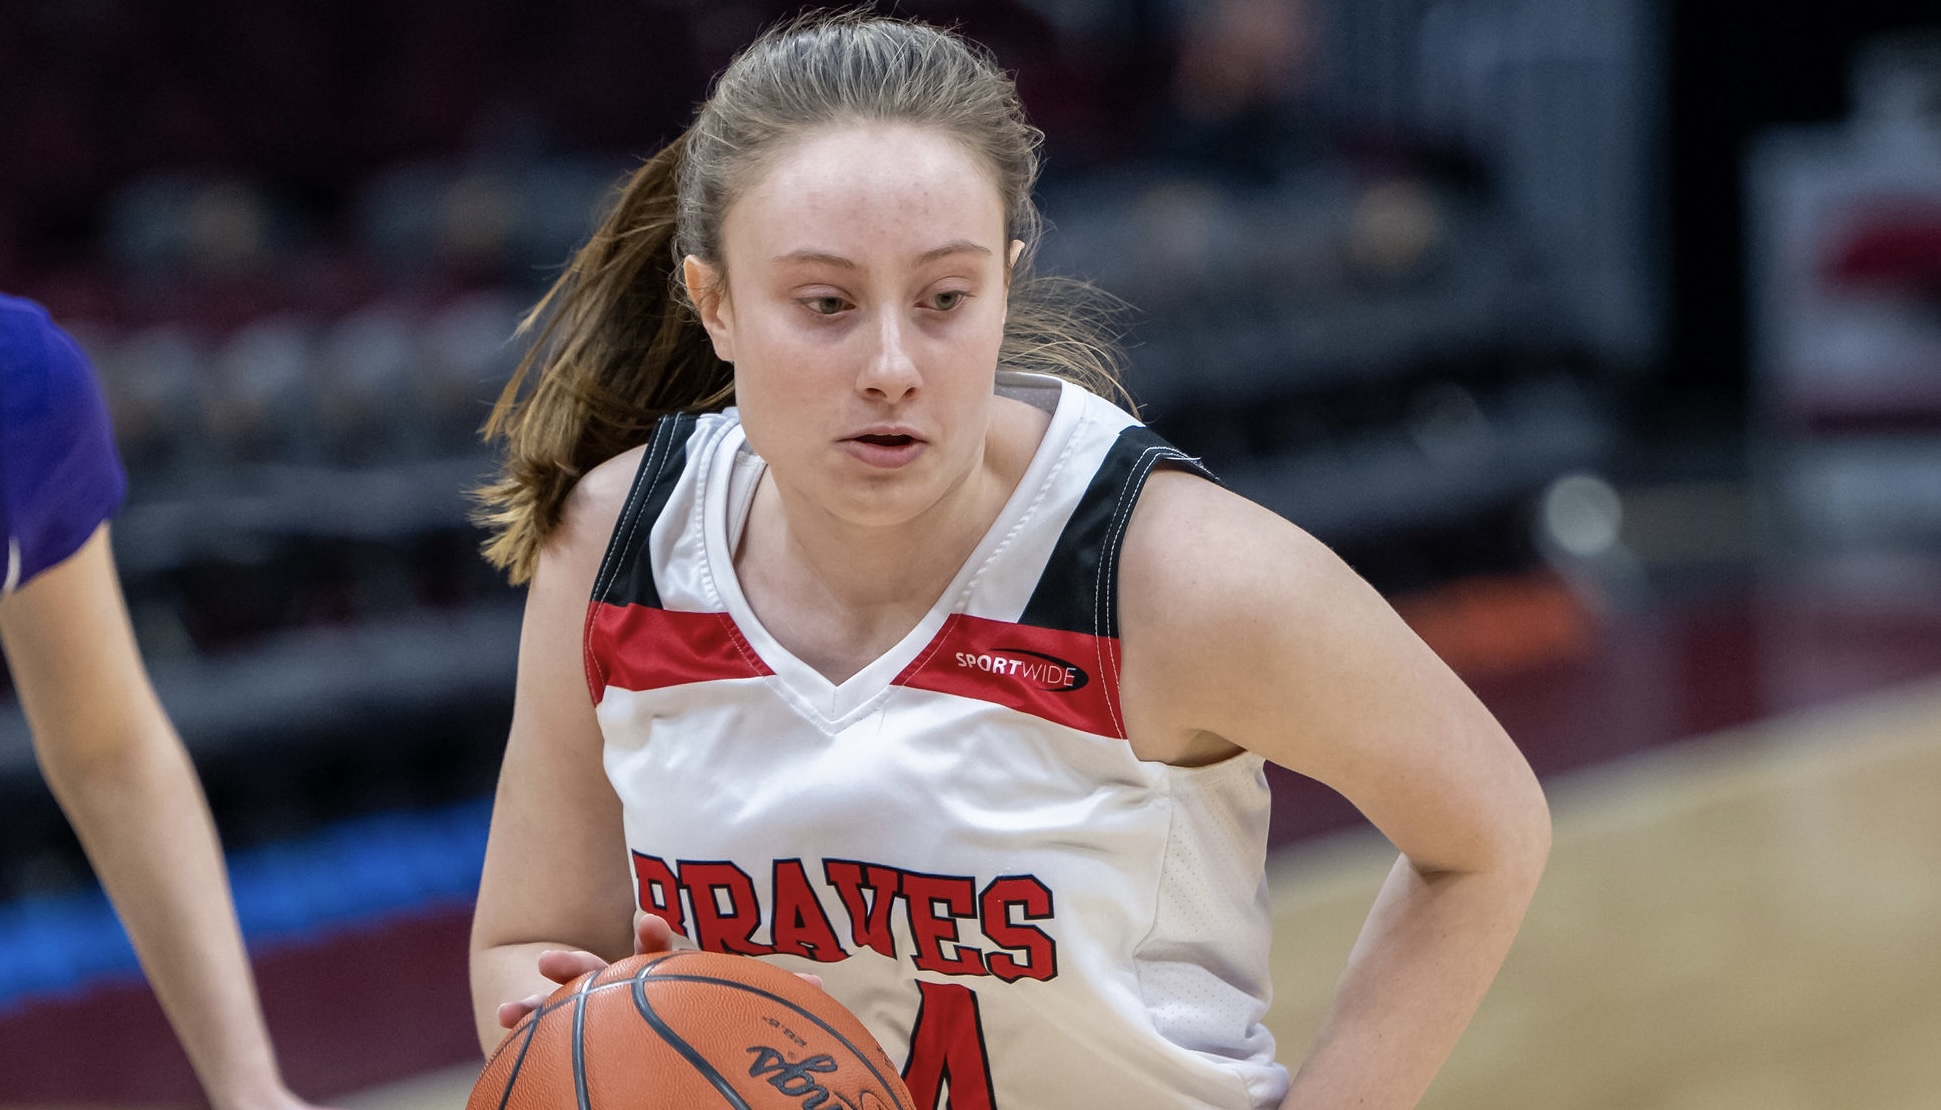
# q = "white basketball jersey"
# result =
<box><xmin>586</xmin><ymin>373</ymin><xmax>1288</xmax><ymax>1109</ymax></box>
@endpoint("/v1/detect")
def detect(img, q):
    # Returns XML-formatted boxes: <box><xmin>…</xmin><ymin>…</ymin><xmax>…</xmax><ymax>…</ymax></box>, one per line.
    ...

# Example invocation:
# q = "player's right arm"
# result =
<box><xmin>0</xmin><ymin>527</ymin><xmax>326</xmax><ymax>1110</ymax></box>
<box><xmin>469</xmin><ymin>446</ymin><xmax>648</xmax><ymax>1052</ymax></box>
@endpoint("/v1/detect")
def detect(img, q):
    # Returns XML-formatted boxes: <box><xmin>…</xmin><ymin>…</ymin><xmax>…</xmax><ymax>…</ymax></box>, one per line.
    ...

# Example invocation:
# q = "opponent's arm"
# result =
<box><xmin>1119</xmin><ymin>472</ymin><xmax>1551</xmax><ymax>1110</ymax></box>
<box><xmin>0</xmin><ymin>526</ymin><xmax>314</xmax><ymax>1110</ymax></box>
<box><xmin>468</xmin><ymin>449</ymin><xmax>644</xmax><ymax>1052</ymax></box>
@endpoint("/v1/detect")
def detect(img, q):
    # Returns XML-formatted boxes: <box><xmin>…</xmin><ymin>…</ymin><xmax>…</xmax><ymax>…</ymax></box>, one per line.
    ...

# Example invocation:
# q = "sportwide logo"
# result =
<box><xmin>895</xmin><ymin>612</ymin><xmax>1121</xmax><ymax>736</ymax></box>
<box><xmin>951</xmin><ymin>647</ymin><xmax>1088</xmax><ymax>692</ymax></box>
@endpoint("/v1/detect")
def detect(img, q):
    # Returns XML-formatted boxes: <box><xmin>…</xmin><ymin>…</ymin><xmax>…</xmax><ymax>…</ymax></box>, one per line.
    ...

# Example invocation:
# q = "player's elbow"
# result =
<box><xmin>1504</xmin><ymin>781</ymin><xmax>1552</xmax><ymax>896</ymax></box>
<box><xmin>31</xmin><ymin>713</ymin><xmax>184</xmax><ymax>801</ymax></box>
<box><xmin>1410</xmin><ymin>765</ymin><xmax>1551</xmax><ymax>899</ymax></box>
<box><xmin>1458</xmin><ymin>773</ymin><xmax>1552</xmax><ymax>898</ymax></box>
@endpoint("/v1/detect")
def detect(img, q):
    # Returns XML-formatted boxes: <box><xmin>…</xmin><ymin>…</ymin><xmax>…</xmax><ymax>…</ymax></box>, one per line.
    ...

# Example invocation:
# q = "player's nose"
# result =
<box><xmin>858</xmin><ymin>311</ymin><xmax>920</xmax><ymax>401</ymax></box>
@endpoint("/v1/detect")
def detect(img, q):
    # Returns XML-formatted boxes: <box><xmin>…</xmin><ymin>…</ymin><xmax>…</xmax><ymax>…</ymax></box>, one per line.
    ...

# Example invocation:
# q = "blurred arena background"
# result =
<box><xmin>2</xmin><ymin>0</ymin><xmax>1939</xmax><ymax>1106</ymax></box>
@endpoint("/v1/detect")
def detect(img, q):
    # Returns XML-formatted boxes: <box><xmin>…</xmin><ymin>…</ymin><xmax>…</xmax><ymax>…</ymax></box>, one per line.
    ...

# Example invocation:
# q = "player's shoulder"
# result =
<box><xmin>1118</xmin><ymin>466</ymin><xmax>1417</xmax><ymax>752</ymax></box>
<box><xmin>1121</xmin><ymin>466</ymin><xmax>1367</xmax><ymax>639</ymax></box>
<box><xmin>551</xmin><ymin>443</ymin><xmax>651</xmax><ymax>563</ymax></box>
<box><xmin>521</xmin><ymin>441</ymin><xmax>653</xmax><ymax>608</ymax></box>
<box><xmin>574</xmin><ymin>442</ymin><xmax>652</xmax><ymax>516</ymax></box>
<box><xmin>556</xmin><ymin>407</ymin><xmax>720</xmax><ymax>548</ymax></box>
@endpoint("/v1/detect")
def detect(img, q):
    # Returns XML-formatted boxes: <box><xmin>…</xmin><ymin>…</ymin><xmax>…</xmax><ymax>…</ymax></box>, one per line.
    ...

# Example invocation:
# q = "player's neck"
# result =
<box><xmin>741</xmin><ymin>454</ymin><xmax>1004</xmax><ymax>665</ymax></box>
<box><xmin>736</xmin><ymin>398</ymin><xmax>1049</xmax><ymax>681</ymax></box>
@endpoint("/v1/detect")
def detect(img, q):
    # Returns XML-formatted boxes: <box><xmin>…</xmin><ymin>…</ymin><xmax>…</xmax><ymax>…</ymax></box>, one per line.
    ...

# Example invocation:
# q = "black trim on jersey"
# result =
<box><xmin>591</xmin><ymin>411</ymin><xmax>700</xmax><ymax>611</ymax></box>
<box><xmin>1018</xmin><ymin>424</ymin><xmax>1215</xmax><ymax>638</ymax></box>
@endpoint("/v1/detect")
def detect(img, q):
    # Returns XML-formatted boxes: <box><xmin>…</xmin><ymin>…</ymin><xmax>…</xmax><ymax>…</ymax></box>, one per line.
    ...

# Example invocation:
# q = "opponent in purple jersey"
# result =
<box><xmin>0</xmin><ymin>294</ymin><xmax>125</xmax><ymax>590</ymax></box>
<box><xmin>468</xmin><ymin>14</ymin><xmax>1549</xmax><ymax>1109</ymax></box>
<box><xmin>0</xmin><ymin>295</ymin><xmax>332</xmax><ymax>1110</ymax></box>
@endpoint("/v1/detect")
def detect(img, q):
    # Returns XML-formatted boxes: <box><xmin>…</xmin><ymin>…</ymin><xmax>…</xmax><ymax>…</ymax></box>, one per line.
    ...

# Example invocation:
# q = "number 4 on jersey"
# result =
<box><xmin>901</xmin><ymin>981</ymin><xmax>998</xmax><ymax>1109</ymax></box>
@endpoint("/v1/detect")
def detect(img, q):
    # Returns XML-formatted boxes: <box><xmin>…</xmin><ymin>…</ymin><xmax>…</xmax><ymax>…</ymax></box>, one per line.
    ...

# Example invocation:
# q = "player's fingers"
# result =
<box><xmin>497</xmin><ymin>992</ymin><xmax>548</xmax><ymax>1029</ymax></box>
<box><xmin>629</xmin><ymin>915</ymin><xmax>803</xmax><ymax>986</ymax></box>
<box><xmin>534</xmin><ymin>948</ymin><xmax>609</xmax><ymax>985</ymax></box>
<box><xmin>634</xmin><ymin>912</ymin><xmax>682</xmax><ymax>954</ymax></box>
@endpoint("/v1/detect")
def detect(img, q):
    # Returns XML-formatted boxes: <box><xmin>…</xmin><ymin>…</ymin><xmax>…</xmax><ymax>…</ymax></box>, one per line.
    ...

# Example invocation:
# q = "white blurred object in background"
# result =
<box><xmin>1747</xmin><ymin>31</ymin><xmax>1941</xmax><ymax>591</ymax></box>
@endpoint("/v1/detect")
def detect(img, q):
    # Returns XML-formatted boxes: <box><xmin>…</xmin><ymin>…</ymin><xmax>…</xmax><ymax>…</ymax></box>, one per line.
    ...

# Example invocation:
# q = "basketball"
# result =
<box><xmin>468</xmin><ymin>950</ymin><xmax>915</xmax><ymax>1110</ymax></box>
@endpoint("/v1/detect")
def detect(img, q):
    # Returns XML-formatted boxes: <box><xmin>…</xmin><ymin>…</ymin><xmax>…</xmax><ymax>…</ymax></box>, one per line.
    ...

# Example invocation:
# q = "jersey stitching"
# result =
<box><xmin>1131</xmin><ymin>762</ymin><xmax>1280</xmax><ymax>1110</ymax></box>
<box><xmin>879</xmin><ymin>393</ymin><xmax>1087</xmax><ymax>686</ymax></box>
<box><xmin>695</xmin><ymin>423</ymin><xmax>878</xmax><ymax>737</ymax></box>
<box><xmin>885</xmin><ymin>405</ymin><xmax>1090</xmax><ymax>703</ymax></box>
<box><xmin>692</xmin><ymin>422</ymin><xmax>732</xmax><ymax>612</ymax></box>
<box><xmin>591</xmin><ymin>420</ymin><xmax>651</xmax><ymax>606</ymax></box>
<box><xmin>895</xmin><ymin>613</ymin><xmax>957</xmax><ymax>683</ymax></box>
<box><xmin>1131</xmin><ymin>762</ymin><xmax>1180</xmax><ymax>1073</ymax></box>
<box><xmin>775</xmin><ymin>674</ymin><xmax>885</xmax><ymax>738</ymax></box>
<box><xmin>1094</xmin><ymin>445</ymin><xmax>1173</xmax><ymax>740</ymax></box>
<box><xmin>954</xmin><ymin>397</ymin><xmax>1089</xmax><ymax>616</ymax></box>
<box><xmin>694</xmin><ymin>428</ymin><xmax>802</xmax><ymax>709</ymax></box>
<box><xmin>586</xmin><ymin>414</ymin><xmax>680</xmax><ymax>695</ymax></box>
<box><xmin>712</xmin><ymin>610</ymin><xmax>767</xmax><ymax>676</ymax></box>
<box><xmin>747</xmin><ymin>394</ymin><xmax>1090</xmax><ymax>729</ymax></box>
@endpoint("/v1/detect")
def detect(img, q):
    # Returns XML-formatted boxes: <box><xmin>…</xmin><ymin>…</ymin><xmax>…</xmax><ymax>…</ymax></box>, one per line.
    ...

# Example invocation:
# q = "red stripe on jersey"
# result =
<box><xmin>585</xmin><ymin>601</ymin><xmax>773</xmax><ymax>704</ymax></box>
<box><xmin>894</xmin><ymin>614</ymin><xmax>1125</xmax><ymax>738</ymax></box>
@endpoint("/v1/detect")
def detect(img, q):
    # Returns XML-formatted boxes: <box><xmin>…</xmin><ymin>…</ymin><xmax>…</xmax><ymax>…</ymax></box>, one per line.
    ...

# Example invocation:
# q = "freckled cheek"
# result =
<box><xmin>927</xmin><ymin>325</ymin><xmax>1006</xmax><ymax>389</ymax></box>
<box><xmin>735</xmin><ymin>320</ymin><xmax>854</xmax><ymax>389</ymax></box>
<box><xmin>732</xmin><ymin>353</ymin><xmax>854</xmax><ymax>461</ymax></box>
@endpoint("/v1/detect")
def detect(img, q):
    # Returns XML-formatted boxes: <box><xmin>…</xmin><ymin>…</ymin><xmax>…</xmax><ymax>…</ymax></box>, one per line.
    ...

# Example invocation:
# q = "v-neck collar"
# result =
<box><xmin>697</xmin><ymin>374</ymin><xmax>1087</xmax><ymax>730</ymax></box>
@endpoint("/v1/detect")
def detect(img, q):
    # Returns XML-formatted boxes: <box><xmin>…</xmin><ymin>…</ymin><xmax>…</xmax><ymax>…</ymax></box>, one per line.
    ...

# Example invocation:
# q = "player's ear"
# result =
<box><xmin>999</xmin><ymin>240</ymin><xmax>1026</xmax><ymax>329</ymax></box>
<box><xmin>683</xmin><ymin>256</ymin><xmax>735</xmax><ymax>363</ymax></box>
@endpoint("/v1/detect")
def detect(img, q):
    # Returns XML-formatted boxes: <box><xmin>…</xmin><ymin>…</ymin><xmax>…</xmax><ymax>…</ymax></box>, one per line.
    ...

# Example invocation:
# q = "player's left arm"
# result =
<box><xmin>1118</xmin><ymin>470</ymin><xmax>1551</xmax><ymax>1110</ymax></box>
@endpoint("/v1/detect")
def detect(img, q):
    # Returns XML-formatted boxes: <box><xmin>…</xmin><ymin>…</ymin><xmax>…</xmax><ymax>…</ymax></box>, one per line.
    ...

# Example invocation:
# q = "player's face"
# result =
<box><xmin>687</xmin><ymin>123</ymin><xmax>1018</xmax><ymax>529</ymax></box>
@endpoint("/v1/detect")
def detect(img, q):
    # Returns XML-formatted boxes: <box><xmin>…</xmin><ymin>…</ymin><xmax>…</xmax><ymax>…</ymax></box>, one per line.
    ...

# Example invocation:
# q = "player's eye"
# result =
<box><xmin>931</xmin><ymin>290</ymin><xmax>968</xmax><ymax>311</ymax></box>
<box><xmin>801</xmin><ymin>295</ymin><xmax>848</xmax><ymax>316</ymax></box>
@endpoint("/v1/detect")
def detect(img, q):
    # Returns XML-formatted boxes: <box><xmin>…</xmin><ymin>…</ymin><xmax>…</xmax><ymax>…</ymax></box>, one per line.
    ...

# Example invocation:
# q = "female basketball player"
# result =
<box><xmin>0</xmin><ymin>294</ymin><xmax>327</xmax><ymax>1110</ymax></box>
<box><xmin>469</xmin><ymin>13</ymin><xmax>1549</xmax><ymax>1108</ymax></box>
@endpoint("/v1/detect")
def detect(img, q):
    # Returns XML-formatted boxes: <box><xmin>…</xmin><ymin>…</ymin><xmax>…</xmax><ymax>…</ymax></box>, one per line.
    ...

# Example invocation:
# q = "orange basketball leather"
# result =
<box><xmin>472</xmin><ymin>950</ymin><xmax>915</xmax><ymax>1110</ymax></box>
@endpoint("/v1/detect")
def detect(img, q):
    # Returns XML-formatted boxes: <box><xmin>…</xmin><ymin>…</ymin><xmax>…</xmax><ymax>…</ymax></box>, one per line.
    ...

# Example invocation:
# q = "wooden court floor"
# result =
<box><xmin>329</xmin><ymin>676</ymin><xmax>1941</xmax><ymax>1110</ymax></box>
<box><xmin>1268</xmin><ymin>675</ymin><xmax>1941</xmax><ymax>1110</ymax></box>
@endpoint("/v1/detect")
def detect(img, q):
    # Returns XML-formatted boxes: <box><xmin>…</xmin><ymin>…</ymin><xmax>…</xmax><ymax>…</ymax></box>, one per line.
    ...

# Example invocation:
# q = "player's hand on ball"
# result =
<box><xmin>495</xmin><ymin>915</ymin><xmax>686</xmax><ymax>1029</ymax></box>
<box><xmin>496</xmin><ymin>915</ymin><xmax>824</xmax><ymax>1031</ymax></box>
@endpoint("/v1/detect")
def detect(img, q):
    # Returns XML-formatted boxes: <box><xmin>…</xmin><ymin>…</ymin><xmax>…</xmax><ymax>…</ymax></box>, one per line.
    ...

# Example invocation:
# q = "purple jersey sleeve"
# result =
<box><xmin>1</xmin><ymin>294</ymin><xmax>128</xmax><ymax>594</ymax></box>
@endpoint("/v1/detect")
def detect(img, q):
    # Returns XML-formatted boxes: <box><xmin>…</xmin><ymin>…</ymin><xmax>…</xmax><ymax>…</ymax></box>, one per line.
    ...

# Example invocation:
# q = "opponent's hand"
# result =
<box><xmin>495</xmin><ymin>915</ymin><xmax>684</xmax><ymax>1029</ymax></box>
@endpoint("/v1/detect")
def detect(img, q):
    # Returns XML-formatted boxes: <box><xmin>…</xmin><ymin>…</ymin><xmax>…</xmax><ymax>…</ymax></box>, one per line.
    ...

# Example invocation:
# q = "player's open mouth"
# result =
<box><xmin>842</xmin><ymin>429</ymin><xmax>925</xmax><ymax>468</ymax></box>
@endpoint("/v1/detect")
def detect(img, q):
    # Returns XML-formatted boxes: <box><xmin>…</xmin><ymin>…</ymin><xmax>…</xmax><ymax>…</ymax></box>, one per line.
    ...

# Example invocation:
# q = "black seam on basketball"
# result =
<box><xmin>631</xmin><ymin>972</ymin><xmax>909</xmax><ymax>1106</ymax></box>
<box><xmin>629</xmin><ymin>972</ymin><xmax>755</xmax><ymax>1109</ymax></box>
<box><xmin>571</xmin><ymin>971</ymin><xmax>598</xmax><ymax>1110</ymax></box>
<box><xmin>494</xmin><ymin>1009</ymin><xmax>545</xmax><ymax>1110</ymax></box>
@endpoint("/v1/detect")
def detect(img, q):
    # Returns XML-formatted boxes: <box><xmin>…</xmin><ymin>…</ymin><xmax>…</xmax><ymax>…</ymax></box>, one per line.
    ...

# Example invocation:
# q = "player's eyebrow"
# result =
<box><xmin>774</xmin><ymin>240</ymin><xmax>993</xmax><ymax>269</ymax></box>
<box><xmin>915</xmin><ymin>240</ymin><xmax>993</xmax><ymax>264</ymax></box>
<box><xmin>775</xmin><ymin>249</ymin><xmax>859</xmax><ymax>269</ymax></box>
